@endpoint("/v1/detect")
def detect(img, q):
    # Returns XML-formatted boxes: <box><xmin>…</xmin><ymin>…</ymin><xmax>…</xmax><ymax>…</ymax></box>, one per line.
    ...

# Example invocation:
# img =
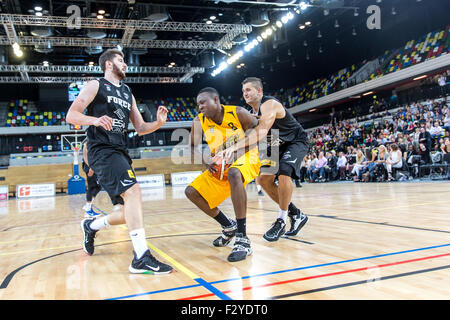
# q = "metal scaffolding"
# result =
<box><xmin>0</xmin><ymin>14</ymin><xmax>251</xmax><ymax>33</ymax></box>
<box><xmin>0</xmin><ymin>13</ymin><xmax>251</xmax><ymax>82</ymax></box>
<box><xmin>0</xmin><ymin>76</ymin><xmax>193</xmax><ymax>83</ymax></box>
<box><xmin>0</xmin><ymin>13</ymin><xmax>251</xmax><ymax>49</ymax></box>
<box><xmin>0</xmin><ymin>64</ymin><xmax>205</xmax><ymax>74</ymax></box>
<box><xmin>0</xmin><ymin>36</ymin><xmax>220</xmax><ymax>49</ymax></box>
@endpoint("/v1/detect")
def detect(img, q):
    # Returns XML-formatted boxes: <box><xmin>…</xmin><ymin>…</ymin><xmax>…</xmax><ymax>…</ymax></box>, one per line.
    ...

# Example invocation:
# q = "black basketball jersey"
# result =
<box><xmin>256</xmin><ymin>95</ymin><xmax>308</xmax><ymax>145</ymax></box>
<box><xmin>86</xmin><ymin>77</ymin><xmax>133</xmax><ymax>150</ymax></box>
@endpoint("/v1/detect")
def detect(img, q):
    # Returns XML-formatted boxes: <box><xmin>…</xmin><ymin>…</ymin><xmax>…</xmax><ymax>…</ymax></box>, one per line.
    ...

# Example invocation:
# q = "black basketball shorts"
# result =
<box><xmin>87</xmin><ymin>147</ymin><xmax>137</xmax><ymax>205</ymax></box>
<box><xmin>260</xmin><ymin>141</ymin><xmax>309</xmax><ymax>180</ymax></box>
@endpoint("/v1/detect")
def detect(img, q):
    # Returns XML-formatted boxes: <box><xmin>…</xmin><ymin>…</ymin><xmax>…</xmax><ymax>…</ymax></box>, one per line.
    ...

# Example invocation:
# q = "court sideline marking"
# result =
<box><xmin>178</xmin><ymin>252</ymin><xmax>450</xmax><ymax>300</ymax></box>
<box><xmin>106</xmin><ymin>242</ymin><xmax>450</xmax><ymax>300</ymax></box>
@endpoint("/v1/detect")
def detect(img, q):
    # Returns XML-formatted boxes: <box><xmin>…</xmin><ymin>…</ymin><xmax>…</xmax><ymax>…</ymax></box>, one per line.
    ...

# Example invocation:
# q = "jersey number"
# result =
<box><xmin>227</xmin><ymin>122</ymin><xmax>238</xmax><ymax>131</ymax></box>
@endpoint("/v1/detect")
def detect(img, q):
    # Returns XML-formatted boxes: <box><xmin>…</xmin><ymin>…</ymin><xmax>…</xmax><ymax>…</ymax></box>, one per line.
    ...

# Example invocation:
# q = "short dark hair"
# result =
<box><xmin>99</xmin><ymin>49</ymin><xmax>124</xmax><ymax>72</ymax></box>
<box><xmin>197</xmin><ymin>87</ymin><xmax>220</xmax><ymax>98</ymax></box>
<box><xmin>242</xmin><ymin>77</ymin><xmax>263</xmax><ymax>90</ymax></box>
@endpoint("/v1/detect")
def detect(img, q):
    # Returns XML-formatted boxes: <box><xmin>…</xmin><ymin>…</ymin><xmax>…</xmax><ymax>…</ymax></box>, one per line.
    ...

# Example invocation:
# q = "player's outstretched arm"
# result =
<box><xmin>222</xmin><ymin>100</ymin><xmax>279</xmax><ymax>161</ymax></box>
<box><xmin>130</xmin><ymin>95</ymin><xmax>168</xmax><ymax>136</ymax></box>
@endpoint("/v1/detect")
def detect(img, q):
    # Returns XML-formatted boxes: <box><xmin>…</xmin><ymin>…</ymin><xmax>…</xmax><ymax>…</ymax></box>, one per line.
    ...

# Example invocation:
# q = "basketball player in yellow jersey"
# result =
<box><xmin>185</xmin><ymin>87</ymin><xmax>260</xmax><ymax>262</ymax></box>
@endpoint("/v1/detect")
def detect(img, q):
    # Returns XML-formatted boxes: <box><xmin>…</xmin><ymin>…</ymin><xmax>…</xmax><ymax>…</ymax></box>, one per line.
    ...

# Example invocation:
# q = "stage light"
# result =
<box><xmin>276</xmin><ymin>20</ymin><xmax>282</xmax><ymax>28</ymax></box>
<box><xmin>299</xmin><ymin>1</ymin><xmax>309</xmax><ymax>11</ymax></box>
<box><xmin>413</xmin><ymin>75</ymin><xmax>427</xmax><ymax>80</ymax></box>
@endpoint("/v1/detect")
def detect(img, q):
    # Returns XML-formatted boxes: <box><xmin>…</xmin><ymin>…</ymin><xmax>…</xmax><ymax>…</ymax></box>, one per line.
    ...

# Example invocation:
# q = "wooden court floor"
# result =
<box><xmin>0</xmin><ymin>181</ymin><xmax>449</xmax><ymax>300</ymax></box>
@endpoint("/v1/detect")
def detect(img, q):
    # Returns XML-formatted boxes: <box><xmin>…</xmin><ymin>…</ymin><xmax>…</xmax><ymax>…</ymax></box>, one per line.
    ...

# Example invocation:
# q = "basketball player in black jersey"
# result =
<box><xmin>66</xmin><ymin>49</ymin><xmax>173</xmax><ymax>274</ymax></box>
<box><xmin>222</xmin><ymin>77</ymin><xmax>308</xmax><ymax>242</ymax></box>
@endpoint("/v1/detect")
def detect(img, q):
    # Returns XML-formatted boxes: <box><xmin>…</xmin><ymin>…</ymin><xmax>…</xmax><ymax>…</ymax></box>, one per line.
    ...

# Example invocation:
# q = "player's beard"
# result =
<box><xmin>112</xmin><ymin>63</ymin><xmax>126</xmax><ymax>80</ymax></box>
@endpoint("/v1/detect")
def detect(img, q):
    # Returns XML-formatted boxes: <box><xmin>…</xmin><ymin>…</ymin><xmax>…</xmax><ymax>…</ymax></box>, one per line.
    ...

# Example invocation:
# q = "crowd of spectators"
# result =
<box><xmin>300</xmin><ymin>77</ymin><xmax>450</xmax><ymax>183</ymax></box>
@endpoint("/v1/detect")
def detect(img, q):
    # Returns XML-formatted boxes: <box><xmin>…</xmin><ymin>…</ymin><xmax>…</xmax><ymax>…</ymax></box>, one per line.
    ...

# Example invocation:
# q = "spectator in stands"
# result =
<box><xmin>307</xmin><ymin>153</ymin><xmax>317</xmax><ymax>182</ymax></box>
<box><xmin>324</xmin><ymin>151</ymin><xmax>338</xmax><ymax>181</ymax></box>
<box><xmin>299</xmin><ymin>155</ymin><xmax>309</xmax><ymax>183</ymax></box>
<box><xmin>418</xmin><ymin>141</ymin><xmax>432</xmax><ymax>164</ymax></box>
<box><xmin>360</xmin><ymin>148</ymin><xmax>378</xmax><ymax>182</ymax></box>
<box><xmin>404</xmin><ymin>143</ymin><xmax>418</xmax><ymax>163</ymax></box>
<box><xmin>438</xmin><ymin>73</ymin><xmax>447</xmax><ymax>97</ymax></box>
<box><xmin>351</xmin><ymin>149</ymin><xmax>366</xmax><ymax>182</ymax></box>
<box><xmin>419</xmin><ymin>126</ymin><xmax>433</xmax><ymax>153</ymax></box>
<box><xmin>386</xmin><ymin>144</ymin><xmax>403</xmax><ymax>181</ymax></box>
<box><xmin>372</xmin><ymin>145</ymin><xmax>389</xmax><ymax>181</ymax></box>
<box><xmin>430</xmin><ymin>121</ymin><xmax>444</xmax><ymax>140</ymax></box>
<box><xmin>443</xmin><ymin>109</ymin><xmax>450</xmax><ymax>133</ymax></box>
<box><xmin>311</xmin><ymin>151</ymin><xmax>328</xmax><ymax>182</ymax></box>
<box><xmin>441</xmin><ymin>138</ymin><xmax>450</xmax><ymax>154</ymax></box>
<box><xmin>337</xmin><ymin>151</ymin><xmax>348</xmax><ymax>180</ymax></box>
<box><xmin>406</xmin><ymin>120</ymin><xmax>416</xmax><ymax>134</ymax></box>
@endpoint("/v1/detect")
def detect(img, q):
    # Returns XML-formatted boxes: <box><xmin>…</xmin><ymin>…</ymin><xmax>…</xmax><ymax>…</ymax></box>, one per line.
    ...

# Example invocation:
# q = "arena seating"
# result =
<box><xmin>5</xmin><ymin>99</ymin><xmax>66</xmax><ymax>127</ymax></box>
<box><xmin>151</xmin><ymin>97</ymin><xmax>197</xmax><ymax>122</ymax></box>
<box><xmin>368</xmin><ymin>25</ymin><xmax>450</xmax><ymax>81</ymax></box>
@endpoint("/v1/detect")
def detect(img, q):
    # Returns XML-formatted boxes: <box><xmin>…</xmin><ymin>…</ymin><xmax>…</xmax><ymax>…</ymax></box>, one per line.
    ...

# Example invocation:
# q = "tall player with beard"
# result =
<box><xmin>66</xmin><ymin>49</ymin><xmax>173</xmax><ymax>275</ymax></box>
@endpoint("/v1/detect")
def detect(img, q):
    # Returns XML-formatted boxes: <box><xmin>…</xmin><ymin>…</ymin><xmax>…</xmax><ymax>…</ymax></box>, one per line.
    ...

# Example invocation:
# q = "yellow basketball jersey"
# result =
<box><xmin>199</xmin><ymin>105</ymin><xmax>247</xmax><ymax>155</ymax></box>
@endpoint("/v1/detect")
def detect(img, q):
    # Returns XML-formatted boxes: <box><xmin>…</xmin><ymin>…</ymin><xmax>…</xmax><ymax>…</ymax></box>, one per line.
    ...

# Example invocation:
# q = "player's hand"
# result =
<box><xmin>93</xmin><ymin>115</ymin><xmax>113</xmax><ymax>131</ymax></box>
<box><xmin>156</xmin><ymin>105</ymin><xmax>168</xmax><ymax>124</ymax></box>
<box><xmin>207</xmin><ymin>163</ymin><xmax>218</xmax><ymax>175</ymax></box>
<box><xmin>218</xmin><ymin>148</ymin><xmax>236</xmax><ymax>165</ymax></box>
<box><xmin>88</xmin><ymin>168</ymin><xmax>94</xmax><ymax>177</ymax></box>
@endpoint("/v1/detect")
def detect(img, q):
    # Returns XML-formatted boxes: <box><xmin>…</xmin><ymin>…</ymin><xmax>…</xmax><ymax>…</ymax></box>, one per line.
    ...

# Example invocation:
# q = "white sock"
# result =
<box><xmin>278</xmin><ymin>208</ymin><xmax>288</xmax><ymax>222</ymax></box>
<box><xmin>257</xmin><ymin>184</ymin><xmax>262</xmax><ymax>192</ymax></box>
<box><xmin>129</xmin><ymin>228</ymin><xmax>148</xmax><ymax>259</ymax></box>
<box><xmin>89</xmin><ymin>216</ymin><xmax>110</xmax><ymax>231</ymax></box>
<box><xmin>83</xmin><ymin>202</ymin><xmax>92</xmax><ymax>211</ymax></box>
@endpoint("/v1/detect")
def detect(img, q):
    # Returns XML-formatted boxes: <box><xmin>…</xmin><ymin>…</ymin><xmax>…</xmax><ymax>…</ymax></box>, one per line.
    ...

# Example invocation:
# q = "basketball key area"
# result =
<box><xmin>1</xmin><ymin>181</ymin><xmax>449</xmax><ymax>300</ymax></box>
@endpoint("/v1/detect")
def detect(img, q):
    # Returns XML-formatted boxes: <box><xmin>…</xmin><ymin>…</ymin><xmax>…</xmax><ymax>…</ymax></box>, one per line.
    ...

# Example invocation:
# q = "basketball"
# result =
<box><xmin>211</xmin><ymin>155</ymin><xmax>232</xmax><ymax>180</ymax></box>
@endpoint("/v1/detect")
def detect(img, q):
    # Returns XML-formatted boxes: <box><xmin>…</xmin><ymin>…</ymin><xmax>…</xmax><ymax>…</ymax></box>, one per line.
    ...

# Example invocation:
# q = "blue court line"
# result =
<box><xmin>194</xmin><ymin>278</ymin><xmax>232</xmax><ymax>300</ymax></box>
<box><xmin>106</xmin><ymin>283</ymin><xmax>200</xmax><ymax>300</ymax></box>
<box><xmin>107</xmin><ymin>242</ymin><xmax>450</xmax><ymax>300</ymax></box>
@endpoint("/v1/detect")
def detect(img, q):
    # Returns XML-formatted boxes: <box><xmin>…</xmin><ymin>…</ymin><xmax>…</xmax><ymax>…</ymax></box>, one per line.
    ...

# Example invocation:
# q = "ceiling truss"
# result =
<box><xmin>0</xmin><ymin>13</ymin><xmax>251</xmax><ymax>83</ymax></box>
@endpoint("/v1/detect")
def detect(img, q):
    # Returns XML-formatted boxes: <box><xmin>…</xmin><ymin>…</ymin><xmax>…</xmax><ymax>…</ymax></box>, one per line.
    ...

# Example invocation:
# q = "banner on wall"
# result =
<box><xmin>16</xmin><ymin>183</ymin><xmax>56</xmax><ymax>199</ymax></box>
<box><xmin>170</xmin><ymin>171</ymin><xmax>202</xmax><ymax>186</ymax></box>
<box><xmin>0</xmin><ymin>185</ymin><xmax>8</xmax><ymax>201</ymax></box>
<box><xmin>137</xmin><ymin>174</ymin><xmax>165</xmax><ymax>189</ymax></box>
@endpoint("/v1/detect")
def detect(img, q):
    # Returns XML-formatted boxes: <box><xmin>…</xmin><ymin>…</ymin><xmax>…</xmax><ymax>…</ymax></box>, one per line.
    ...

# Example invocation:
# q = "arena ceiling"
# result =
<box><xmin>0</xmin><ymin>0</ymin><xmax>448</xmax><ymax>94</ymax></box>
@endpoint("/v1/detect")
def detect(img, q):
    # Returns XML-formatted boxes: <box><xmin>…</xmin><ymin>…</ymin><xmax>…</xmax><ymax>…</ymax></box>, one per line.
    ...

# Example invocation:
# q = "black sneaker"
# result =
<box><xmin>258</xmin><ymin>190</ymin><xmax>265</xmax><ymax>196</ymax></box>
<box><xmin>263</xmin><ymin>218</ymin><xmax>286</xmax><ymax>242</ymax></box>
<box><xmin>129</xmin><ymin>250</ymin><xmax>173</xmax><ymax>275</ymax></box>
<box><xmin>227</xmin><ymin>233</ymin><xmax>252</xmax><ymax>262</ymax></box>
<box><xmin>213</xmin><ymin>220</ymin><xmax>237</xmax><ymax>247</ymax></box>
<box><xmin>81</xmin><ymin>218</ymin><xmax>97</xmax><ymax>255</ymax></box>
<box><xmin>285</xmin><ymin>209</ymin><xmax>308</xmax><ymax>237</ymax></box>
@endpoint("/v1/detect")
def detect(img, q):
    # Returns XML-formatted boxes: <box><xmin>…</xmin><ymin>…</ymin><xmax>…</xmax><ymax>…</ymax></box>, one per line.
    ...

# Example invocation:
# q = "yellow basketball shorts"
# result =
<box><xmin>189</xmin><ymin>152</ymin><xmax>261</xmax><ymax>209</ymax></box>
